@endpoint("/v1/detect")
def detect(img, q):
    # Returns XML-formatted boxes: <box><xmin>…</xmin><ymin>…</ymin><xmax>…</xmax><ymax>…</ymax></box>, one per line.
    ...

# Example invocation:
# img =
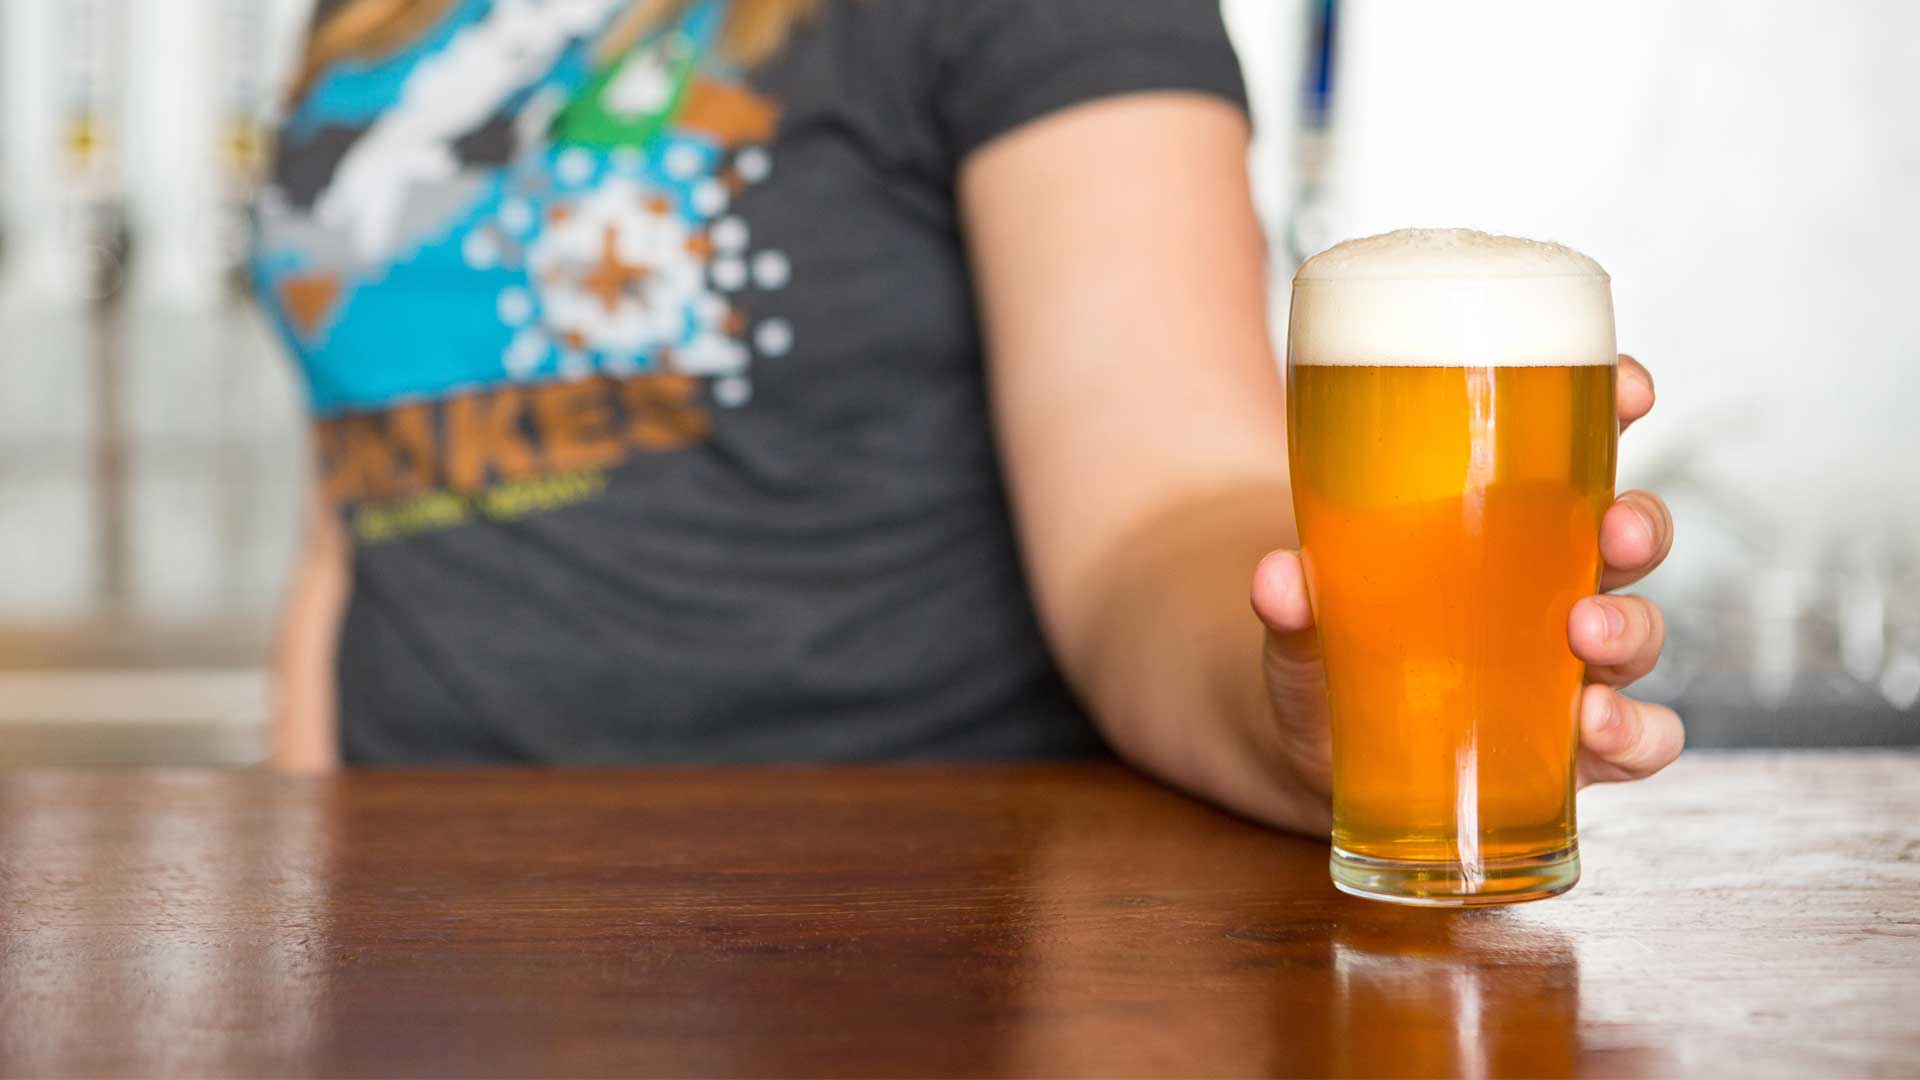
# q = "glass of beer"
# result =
<box><xmin>1287</xmin><ymin>229</ymin><xmax>1617</xmax><ymax>905</ymax></box>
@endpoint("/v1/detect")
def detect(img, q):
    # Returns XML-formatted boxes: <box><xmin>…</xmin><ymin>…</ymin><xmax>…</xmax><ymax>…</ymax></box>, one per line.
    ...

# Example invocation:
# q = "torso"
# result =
<box><xmin>255</xmin><ymin>0</ymin><xmax>1098</xmax><ymax>763</ymax></box>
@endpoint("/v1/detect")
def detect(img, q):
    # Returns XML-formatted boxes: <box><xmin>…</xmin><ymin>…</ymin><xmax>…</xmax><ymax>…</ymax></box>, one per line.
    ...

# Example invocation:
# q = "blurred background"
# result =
<box><xmin>0</xmin><ymin>0</ymin><xmax>1913</xmax><ymax>764</ymax></box>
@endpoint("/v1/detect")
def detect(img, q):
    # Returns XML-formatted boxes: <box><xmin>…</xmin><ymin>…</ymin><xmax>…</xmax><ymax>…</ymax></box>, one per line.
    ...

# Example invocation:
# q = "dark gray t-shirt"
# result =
<box><xmin>254</xmin><ymin>0</ymin><xmax>1247</xmax><ymax>764</ymax></box>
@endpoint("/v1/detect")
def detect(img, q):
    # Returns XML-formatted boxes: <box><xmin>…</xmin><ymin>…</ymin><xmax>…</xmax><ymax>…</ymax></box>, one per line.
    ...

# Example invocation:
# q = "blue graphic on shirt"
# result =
<box><xmin>254</xmin><ymin>0</ymin><xmax>792</xmax><ymax>419</ymax></box>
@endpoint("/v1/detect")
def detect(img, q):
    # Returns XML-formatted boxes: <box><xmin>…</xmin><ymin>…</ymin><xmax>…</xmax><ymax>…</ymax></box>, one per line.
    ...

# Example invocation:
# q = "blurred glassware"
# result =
<box><xmin>59</xmin><ymin>0</ymin><xmax>134</xmax><ymax>307</ymax></box>
<box><xmin>1283</xmin><ymin>0</ymin><xmax>1339</xmax><ymax>267</ymax></box>
<box><xmin>215</xmin><ymin>0</ymin><xmax>273</xmax><ymax>295</ymax></box>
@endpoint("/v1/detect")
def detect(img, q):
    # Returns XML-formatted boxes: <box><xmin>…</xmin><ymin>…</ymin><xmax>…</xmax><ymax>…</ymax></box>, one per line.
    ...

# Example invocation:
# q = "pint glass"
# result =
<box><xmin>1287</xmin><ymin>229</ymin><xmax>1618</xmax><ymax>905</ymax></box>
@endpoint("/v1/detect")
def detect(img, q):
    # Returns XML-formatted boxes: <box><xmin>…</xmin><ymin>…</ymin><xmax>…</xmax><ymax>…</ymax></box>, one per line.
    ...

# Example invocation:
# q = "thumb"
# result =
<box><xmin>1252</xmin><ymin>548</ymin><xmax>1314</xmax><ymax>638</ymax></box>
<box><xmin>1252</xmin><ymin>548</ymin><xmax>1324</xmax><ymax>688</ymax></box>
<box><xmin>1252</xmin><ymin>548</ymin><xmax>1333</xmax><ymax>802</ymax></box>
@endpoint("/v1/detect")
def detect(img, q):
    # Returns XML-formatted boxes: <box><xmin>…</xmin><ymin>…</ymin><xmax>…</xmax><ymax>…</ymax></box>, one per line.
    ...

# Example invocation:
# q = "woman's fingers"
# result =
<box><xmin>1616</xmin><ymin>354</ymin><xmax>1655</xmax><ymax>432</ymax></box>
<box><xmin>1569</xmin><ymin>593</ymin><xmax>1666</xmax><ymax>686</ymax></box>
<box><xmin>1577</xmin><ymin>683</ymin><xmax>1685</xmax><ymax>784</ymax></box>
<box><xmin>1599</xmin><ymin>490</ymin><xmax>1674</xmax><ymax>592</ymax></box>
<box><xmin>1254</xmin><ymin>547</ymin><xmax>1684</xmax><ymax>788</ymax></box>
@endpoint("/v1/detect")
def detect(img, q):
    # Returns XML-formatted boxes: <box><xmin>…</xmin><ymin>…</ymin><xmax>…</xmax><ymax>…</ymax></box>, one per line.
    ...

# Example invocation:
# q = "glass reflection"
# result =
<box><xmin>1321</xmin><ymin>909</ymin><xmax>1579</xmax><ymax>1077</ymax></box>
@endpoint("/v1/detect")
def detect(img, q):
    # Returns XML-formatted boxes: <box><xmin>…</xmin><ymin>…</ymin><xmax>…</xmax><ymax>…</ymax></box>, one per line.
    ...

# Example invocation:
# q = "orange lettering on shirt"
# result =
<box><xmin>446</xmin><ymin>388</ymin><xmax>537</xmax><ymax>493</ymax></box>
<box><xmin>385</xmin><ymin>403</ymin><xmax>438</xmax><ymax>496</ymax></box>
<box><xmin>325</xmin><ymin>413</ymin><xmax>401</xmax><ymax>503</ymax></box>
<box><xmin>535</xmin><ymin>379</ymin><xmax>626</xmax><ymax>472</ymax></box>
<box><xmin>621</xmin><ymin>374</ymin><xmax>712</xmax><ymax>451</ymax></box>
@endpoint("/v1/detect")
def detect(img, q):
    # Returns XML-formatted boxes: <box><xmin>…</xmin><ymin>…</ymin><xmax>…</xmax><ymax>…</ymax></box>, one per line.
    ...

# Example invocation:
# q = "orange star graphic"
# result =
<box><xmin>580</xmin><ymin>226</ymin><xmax>654</xmax><ymax>315</ymax></box>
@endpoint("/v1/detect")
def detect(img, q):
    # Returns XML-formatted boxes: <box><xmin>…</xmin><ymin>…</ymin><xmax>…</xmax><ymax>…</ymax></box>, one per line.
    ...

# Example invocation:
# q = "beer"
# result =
<box><xmin>1287</xmin><ymin>229</ymin><xmax>1618</xmax><ymax>905</ymax></box>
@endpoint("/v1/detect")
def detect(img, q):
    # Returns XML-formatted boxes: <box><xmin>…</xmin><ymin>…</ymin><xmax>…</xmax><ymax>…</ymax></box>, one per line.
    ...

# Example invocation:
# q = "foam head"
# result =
<box><xmin>1289</xmin><ymin>229</ymin><xmax>1616</xmax><ymax>367</ymax></box>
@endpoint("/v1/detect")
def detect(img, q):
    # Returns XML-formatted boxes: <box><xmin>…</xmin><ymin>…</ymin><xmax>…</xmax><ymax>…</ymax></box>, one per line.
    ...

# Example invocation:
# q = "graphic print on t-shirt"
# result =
<box><xmin>254</xmin><ymin>0</ymin><xmax>792</xmax><ymax>542</ymax></box>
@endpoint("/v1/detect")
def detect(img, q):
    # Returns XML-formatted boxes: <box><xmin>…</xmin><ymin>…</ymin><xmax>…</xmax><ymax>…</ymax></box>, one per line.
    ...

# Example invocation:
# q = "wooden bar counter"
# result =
<box><xmin>1</xmin><ymin>752</ymin><xmax>1915</xmax><ymax>1077</ymax></box>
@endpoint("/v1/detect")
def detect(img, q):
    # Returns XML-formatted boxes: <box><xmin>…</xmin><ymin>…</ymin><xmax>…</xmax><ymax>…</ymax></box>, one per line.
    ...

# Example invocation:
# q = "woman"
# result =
<box><xmin>256</xmin><ymin>0</ymin><xmax>1681</xmax><ymax>832</ymax></box>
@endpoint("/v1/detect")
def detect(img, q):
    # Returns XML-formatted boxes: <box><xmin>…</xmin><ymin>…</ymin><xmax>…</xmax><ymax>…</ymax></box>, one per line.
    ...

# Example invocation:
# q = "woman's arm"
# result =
<box><xmin>960</xmin><ymin>94</ymin><xmax>1323</xmax><ymax>829</ymax></box>
<box><xmin>271</xmin><ymin>483</ymin><xmax>349</xmax><ymax>773</ymax></box>
<box><xmin>960</xmin><ymin>93</ymin><xmax>1681</xmax><ymax>832</ymax></box>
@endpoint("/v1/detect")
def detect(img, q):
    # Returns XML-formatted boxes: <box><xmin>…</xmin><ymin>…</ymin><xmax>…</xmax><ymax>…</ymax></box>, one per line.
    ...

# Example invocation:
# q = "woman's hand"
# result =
<box><xmin>1251</xmin><ymin>355</ymin><xmax>1682</xmax><ymax>812</ymax></box>
<box><xmin>962</xmin><ymin>94</ymin><xmax>1674</xmax><ymax>834</ymax></box>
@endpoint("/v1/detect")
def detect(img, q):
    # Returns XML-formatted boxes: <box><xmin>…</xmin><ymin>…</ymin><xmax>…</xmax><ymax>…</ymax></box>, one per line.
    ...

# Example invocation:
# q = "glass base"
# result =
<box><xmin>1330</xmin><ymin>843</ymin><xmax>1580</xmax><ymax>907</ymax></box>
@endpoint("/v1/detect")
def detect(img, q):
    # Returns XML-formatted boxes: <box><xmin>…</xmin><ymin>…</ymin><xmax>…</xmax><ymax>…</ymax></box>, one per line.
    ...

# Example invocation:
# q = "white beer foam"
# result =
<box><xmin>1290</xmin><ymin>229</ymin><xmax>1616</xmax><ymax>367</ymax></box>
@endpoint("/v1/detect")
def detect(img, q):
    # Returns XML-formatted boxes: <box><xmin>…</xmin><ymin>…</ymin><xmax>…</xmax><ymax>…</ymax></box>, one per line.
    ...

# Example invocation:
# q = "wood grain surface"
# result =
<box><xmin>1</xmin><ymin>752</ymin><xmax>1915</xmax><ymax>1078</ymax></box>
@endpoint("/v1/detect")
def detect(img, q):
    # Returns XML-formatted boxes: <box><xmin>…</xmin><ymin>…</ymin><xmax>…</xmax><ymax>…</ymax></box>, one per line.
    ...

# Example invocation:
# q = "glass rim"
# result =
<box><xmin>1292</xmin><ymin>272</ymin><xmax>1612</xmax><ymax>286</ymax></box>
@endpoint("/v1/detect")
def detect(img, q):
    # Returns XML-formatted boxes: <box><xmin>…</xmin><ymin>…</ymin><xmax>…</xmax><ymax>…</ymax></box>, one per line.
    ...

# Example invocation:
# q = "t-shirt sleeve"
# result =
<box><xmin>927</xmin><ymin>0</ymin><xmax>1249</xmax><ymax>160</ymax></box>
<box><xmin>309</xmin><ymin>0</ymin><xmax>350</xmax><ymax>28</ymax></box>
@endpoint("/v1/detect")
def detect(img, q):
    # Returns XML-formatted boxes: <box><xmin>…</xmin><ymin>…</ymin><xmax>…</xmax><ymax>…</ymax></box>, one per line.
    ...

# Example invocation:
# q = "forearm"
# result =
<box><xmin>954</xmin><ymin>94</ymin><xmax>1317</xmax><ymax>825</ymax></box>
<box><xmin>272</xmin><ymin>493</ymin><xmax>349</xmax><ymax>773</ymax></box>
<box><xmin>1057</xmin><ymin>484</ymin><xmax>1328</xmax><ymax>834</ymax></box>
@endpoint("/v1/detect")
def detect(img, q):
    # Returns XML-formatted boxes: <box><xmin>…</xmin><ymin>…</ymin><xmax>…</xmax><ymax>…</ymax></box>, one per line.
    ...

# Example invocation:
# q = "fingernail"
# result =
<box><xmin>1600</xmin><ymin>599</ymin><xmax>1627</xmax><ymax>641</ymax></box>
<box><xmin>1632</xmin><ymin>505</ymin><xmax>1658</xmax><ymax>550</ymax></box>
